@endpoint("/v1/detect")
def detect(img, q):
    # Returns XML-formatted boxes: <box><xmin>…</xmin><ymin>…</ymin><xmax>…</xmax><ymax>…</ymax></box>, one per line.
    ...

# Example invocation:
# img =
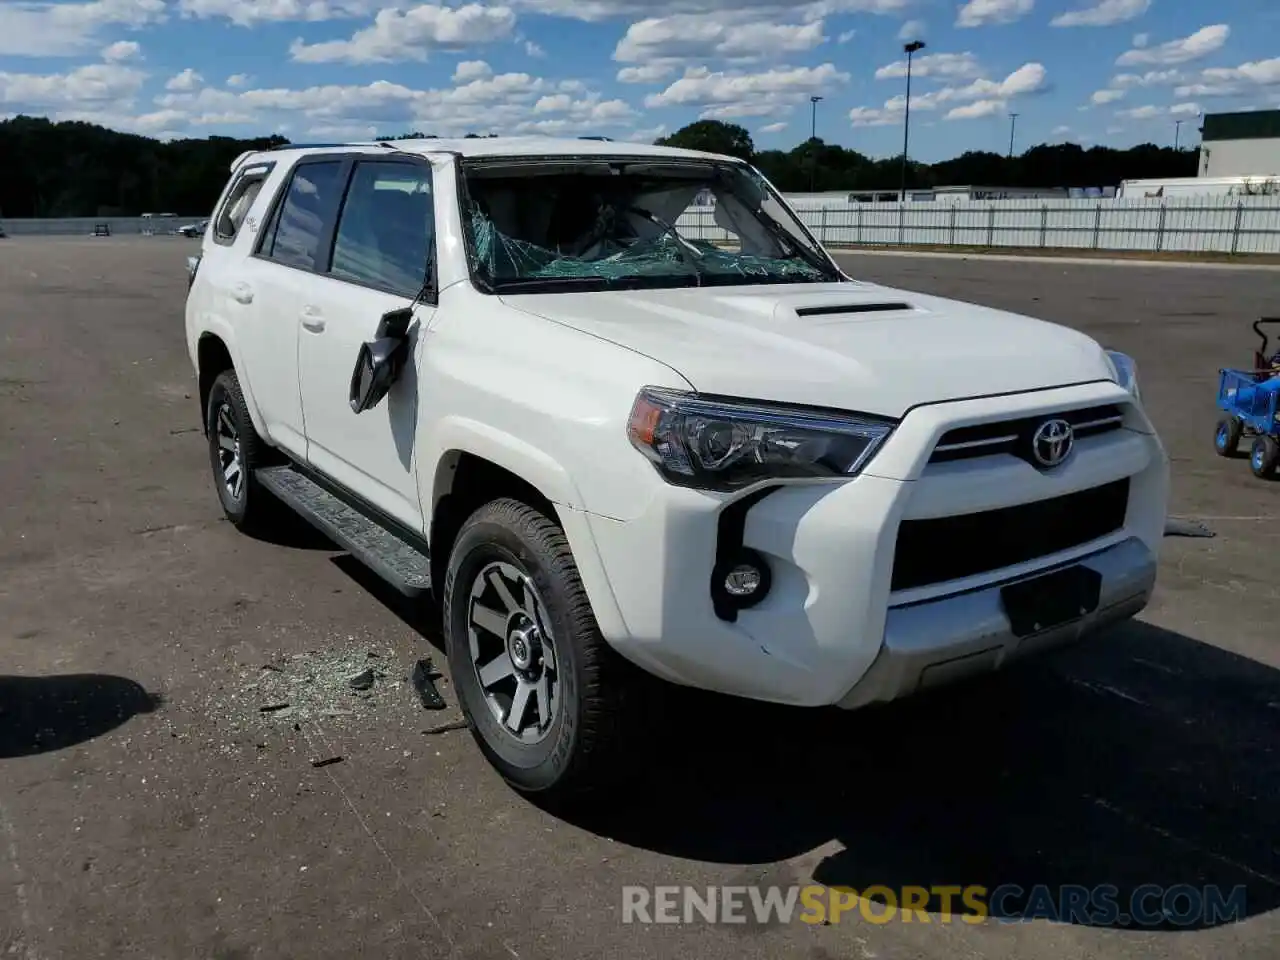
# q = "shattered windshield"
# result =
<box><xmin>459</xmin><ymin>158</ymin><xmax>842</xmax><ymax>292</ymax></box>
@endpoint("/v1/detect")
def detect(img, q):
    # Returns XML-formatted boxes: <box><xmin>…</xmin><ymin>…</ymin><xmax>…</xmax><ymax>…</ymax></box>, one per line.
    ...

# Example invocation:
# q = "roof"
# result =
<box><xmin>255</xmin><ymin>136</ymin><xmax>741</xmax><ymax>164</ymax></box>
<box><xmin>1202</xmin><ymin>110</ymin><xmax>1280</xmax><ymax>143</ymax></box>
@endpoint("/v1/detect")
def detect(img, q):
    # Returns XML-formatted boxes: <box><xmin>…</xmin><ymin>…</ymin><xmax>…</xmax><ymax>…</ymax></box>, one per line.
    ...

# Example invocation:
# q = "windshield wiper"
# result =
<box><xmin>626</xmin><ymin>206</ymin><xmax>704</xmax><ymax>287</ymax></box>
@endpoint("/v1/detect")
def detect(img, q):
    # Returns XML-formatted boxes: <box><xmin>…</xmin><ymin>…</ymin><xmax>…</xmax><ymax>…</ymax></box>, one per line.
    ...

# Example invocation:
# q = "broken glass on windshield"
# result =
<box><xmin>460</xmin><ymin>159</ymin><xmax>839</xmax><ymax>291</ymax></box>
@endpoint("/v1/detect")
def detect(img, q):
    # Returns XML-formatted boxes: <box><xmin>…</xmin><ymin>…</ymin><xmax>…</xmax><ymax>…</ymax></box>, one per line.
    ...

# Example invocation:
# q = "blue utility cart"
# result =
<box><xmin>1215</xmin><ymin>318</ymin><xmax>1280</xmax><ymax>479</ymax></box>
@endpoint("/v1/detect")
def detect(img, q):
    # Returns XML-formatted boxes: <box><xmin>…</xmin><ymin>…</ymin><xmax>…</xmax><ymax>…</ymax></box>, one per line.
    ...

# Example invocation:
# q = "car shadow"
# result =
<box><xmin>560</xmin><ymin>620</ymin><xmax>1280</xmax><ymax>931</ymax></box>
<box><xmin>0</xmin><ymin>674</ymin><xmax>162</xmax><ymax>758</ymax></box>
<box><xmin>239</xmin><ymin>502</ymin><xmax>340</xmax><ymax>551</ymax></box>
<box><xmin>329</xmin><ymin>554</ymin><xmax>446</xmax><ymax>654</ymax></box>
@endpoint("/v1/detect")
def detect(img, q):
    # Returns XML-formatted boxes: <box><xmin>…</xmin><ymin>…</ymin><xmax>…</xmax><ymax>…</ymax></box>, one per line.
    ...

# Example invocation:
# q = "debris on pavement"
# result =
<box><xmin>423</xmin><ymin>719</ymin><xmax>469</xmax><ymax>737</ymax></box>
<box><xmin>411</xmin><ymin>658</ymin><xmax>447</xmax><ymax>711</ymax></box>
<box><xmin>214</xmin><ymin>643</ymin><xmax>401</xmax><ymax>730</ymax></box>
<box><xmin>310</xmin><ymin>756</ymin><xmax>344</xmax><ymax>769</ymax></box>
<box><xmin>1165</xmin><ymin>517</ymin><xmax>1216</xmax><ymax>538</ymax></box>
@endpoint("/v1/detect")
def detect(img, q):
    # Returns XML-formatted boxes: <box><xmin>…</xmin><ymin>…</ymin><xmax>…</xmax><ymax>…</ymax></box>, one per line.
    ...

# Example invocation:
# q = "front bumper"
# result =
<box><xmin>568</xmin><ymin>381</ymin><xmax>1169</xmax><ymax>708</ymax></box>
<box><xmin>837</xmin><ymin>536</ymin><xmax>1155</xmax><ymax>708</ymax></box>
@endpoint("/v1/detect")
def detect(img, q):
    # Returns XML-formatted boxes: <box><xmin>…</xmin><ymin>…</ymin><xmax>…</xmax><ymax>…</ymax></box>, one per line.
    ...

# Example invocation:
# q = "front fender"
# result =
<box><xmin>426</xmin><ymin>415</ymin><xmax>586</xmax><ymax>511</ymax></box>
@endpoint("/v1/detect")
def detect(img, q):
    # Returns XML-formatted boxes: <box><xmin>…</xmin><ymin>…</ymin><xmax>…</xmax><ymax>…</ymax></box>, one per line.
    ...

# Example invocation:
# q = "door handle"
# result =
<box><xmin>300</xmin><ymin>307</ymin><xmax>326</xmax><ymax>333</ymax></box>
<box><xmin>231</xmin><ymin>282</ymin><xmax>254</xmax><ymax>305</ymax></box>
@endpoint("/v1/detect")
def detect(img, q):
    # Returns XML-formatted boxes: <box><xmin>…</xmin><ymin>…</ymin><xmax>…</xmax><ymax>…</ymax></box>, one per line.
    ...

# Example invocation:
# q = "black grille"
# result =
<box><xmin>930</xmin><ymin>404</ymin><xmax>1125</xmax><ymax>465</ymax></box>
<box><xmin>891</xmin><ymin>478</ymin><xmax>1130</xmax><ymax>592</ymax></box>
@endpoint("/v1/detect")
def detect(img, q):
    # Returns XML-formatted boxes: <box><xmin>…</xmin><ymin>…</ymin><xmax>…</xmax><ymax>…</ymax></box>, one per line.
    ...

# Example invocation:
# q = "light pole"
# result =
<box><xmin>1175</xmin><ymin>118</ymin><xmax>1184</xmax><ymax>151</ymax></box>
<box><xmin>900</xmin><ymin>39</ymin><xmax>925</xmax><ymax>202</ymax></box>
<box><xmin>809</xmin><ymin>95</ymin><xmax>823</xmax><ymax>192</ymax></box>
<box><xmin>1008</xmin><ymin>112</ymin><xmax>1019</xmax><ymax>159</ymax></box>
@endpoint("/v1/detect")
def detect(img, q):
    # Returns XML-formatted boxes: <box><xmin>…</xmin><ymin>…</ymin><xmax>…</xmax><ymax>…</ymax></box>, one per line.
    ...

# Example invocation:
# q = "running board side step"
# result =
<box><xmin>255</xmin><ymin>465</ymin><xmax>432</xmax><ymax>598</ymax></box>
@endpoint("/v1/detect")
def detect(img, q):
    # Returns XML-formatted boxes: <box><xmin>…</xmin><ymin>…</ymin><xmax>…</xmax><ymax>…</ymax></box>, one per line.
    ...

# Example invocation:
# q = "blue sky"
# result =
<box><xmin>0</xmin><ymin>0</ymin><xmax>1276</xmax><ymax>161</ymax></box>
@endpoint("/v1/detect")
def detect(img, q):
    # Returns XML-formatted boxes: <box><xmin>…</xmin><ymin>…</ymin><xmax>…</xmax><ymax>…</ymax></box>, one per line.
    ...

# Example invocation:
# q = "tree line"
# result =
<box><xmin>0</xmin><ymin>114</ymin><xmax>1197</xmax><ymax>219</ymax></box>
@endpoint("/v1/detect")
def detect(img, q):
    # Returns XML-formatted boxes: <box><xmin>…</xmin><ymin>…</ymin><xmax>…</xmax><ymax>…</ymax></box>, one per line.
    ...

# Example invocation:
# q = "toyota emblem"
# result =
<box><xmin>1032</xmin><ymin>418</ymin><xmax>1074</xmax><ymax>467</ymax></box>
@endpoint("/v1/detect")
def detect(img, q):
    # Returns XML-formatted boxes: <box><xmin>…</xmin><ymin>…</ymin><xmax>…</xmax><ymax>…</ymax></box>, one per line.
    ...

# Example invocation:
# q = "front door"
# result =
<box><xmin>297</xmin><ymin>156</ymin><xmax>437</xmax><ymax>533</ymax></box>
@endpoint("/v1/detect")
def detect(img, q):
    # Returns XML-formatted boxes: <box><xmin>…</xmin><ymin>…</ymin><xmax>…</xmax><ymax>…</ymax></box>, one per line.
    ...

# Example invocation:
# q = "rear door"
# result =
<box><xmin>241</xmin><ymin>155</ymin><xmax>352</xmax><ymax>458</ymax></box>
<box><xmin>297</xmin><ymin>155</ymin><xmax>437</xmax><ymax>532</ymax></box>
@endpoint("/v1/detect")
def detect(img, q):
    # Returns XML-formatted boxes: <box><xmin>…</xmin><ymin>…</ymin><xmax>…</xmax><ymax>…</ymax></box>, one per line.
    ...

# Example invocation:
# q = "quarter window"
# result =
<box><xmin>261</xmin><ymin>160</ymin><xmax>346</xmax><ymax>271</ymax></box>
<box><xmin>213</xmin><ymin>164</ymin><xmax>273</xmax><ymax>244</ymax></box>
<box><xmin>329</xmin><ymin>160</ymin><xmax>435</xmax><ymax>298</ymax></box>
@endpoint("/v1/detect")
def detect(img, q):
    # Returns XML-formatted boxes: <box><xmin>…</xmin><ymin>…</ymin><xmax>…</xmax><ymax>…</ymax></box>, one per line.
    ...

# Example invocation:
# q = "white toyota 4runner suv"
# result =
<box><xmin>186</xmin><ymin>137</ymin><xmax>1168</xmax><ymax>797</ymax></box>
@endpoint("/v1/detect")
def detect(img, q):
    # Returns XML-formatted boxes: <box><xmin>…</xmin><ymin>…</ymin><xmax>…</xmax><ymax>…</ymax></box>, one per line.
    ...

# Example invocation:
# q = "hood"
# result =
<box><xmin>500</xmin><ymin>281</ymin><xmax>1114</xmax><ymax>419</ymax></box>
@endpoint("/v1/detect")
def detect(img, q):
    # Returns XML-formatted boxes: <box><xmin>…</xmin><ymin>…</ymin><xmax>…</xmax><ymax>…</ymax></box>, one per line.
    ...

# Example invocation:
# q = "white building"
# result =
<box><xmin>1199</xmin><ymin>110</ymin><xmax>1280</xmax><ymax>179</ymax></box>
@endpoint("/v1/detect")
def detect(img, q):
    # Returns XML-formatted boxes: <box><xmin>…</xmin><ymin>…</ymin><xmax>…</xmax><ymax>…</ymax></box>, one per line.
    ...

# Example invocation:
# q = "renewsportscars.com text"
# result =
<box><xmin>621</xmin><ymin>884</ymin><xmax>1247</xmax><ymax>927</ymax></box>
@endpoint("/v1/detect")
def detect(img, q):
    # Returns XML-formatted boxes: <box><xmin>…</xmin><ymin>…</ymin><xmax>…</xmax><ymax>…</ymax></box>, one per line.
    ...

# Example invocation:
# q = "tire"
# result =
<box><xmin>1249</xmin><ymin>436</ymin><xmax>1280</xmax><ymax>479</ymax></box>
<box><xmin>442</xmin><ymin>498</ymin><xmax>639</xmax><ymax>799</ymax></box>
<box><xmin>1214</xmin><ymin>417</ymin><xmax>1242</xmax><ymax>457</ymax></box>
<box><xmin>205</xmin><ymin>369</ymin><xmax>277</xmax><ymax>532</ymax></box>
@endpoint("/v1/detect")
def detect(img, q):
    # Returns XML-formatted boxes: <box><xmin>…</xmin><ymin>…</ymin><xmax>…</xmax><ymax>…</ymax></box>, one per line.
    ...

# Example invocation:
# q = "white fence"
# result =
<box><xmin>680</xmin><ymin>196</ymin><xmax>1280</xmax><ymax>256</ymax></box>
<box><xmin>6</xmin><ymin>196</ymin><xmax>1280</xmax><ymax>254</ymax></box>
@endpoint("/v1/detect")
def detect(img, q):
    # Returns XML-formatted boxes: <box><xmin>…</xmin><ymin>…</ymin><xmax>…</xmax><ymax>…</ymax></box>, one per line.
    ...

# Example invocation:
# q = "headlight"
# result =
<box><xmin>1105</xmin><ymin>349</ymin><xmax>1141</xmax><ymax>401</ymax></box>
<box><xmin>627</xmin><ymin>387</ymin><xmax>895</xmax><ymax>491</ymax></box>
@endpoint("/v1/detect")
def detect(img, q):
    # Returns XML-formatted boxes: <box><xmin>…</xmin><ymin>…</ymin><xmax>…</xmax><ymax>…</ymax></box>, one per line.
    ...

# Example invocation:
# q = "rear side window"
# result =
<box><xmin>259</xmin><ymin>160</ymin><xmax>346</xmax><ymax>271</ymax></box>
<box><xmin>329</xmin><ymin>160</ymin><xmax>435</xmax><ymax>298</ymax></box>
<box><xmin>212</xmin><ymin>162</ymin><xmax>273</xmax><ymax>245</ymax></box>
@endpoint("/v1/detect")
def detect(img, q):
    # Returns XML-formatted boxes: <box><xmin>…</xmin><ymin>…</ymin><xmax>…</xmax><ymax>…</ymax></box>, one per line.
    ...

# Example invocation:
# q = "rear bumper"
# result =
<box><xmin>838</xmin><ymin>536</ymin><xmax>1156</xmax><ymax>708</ymax></box>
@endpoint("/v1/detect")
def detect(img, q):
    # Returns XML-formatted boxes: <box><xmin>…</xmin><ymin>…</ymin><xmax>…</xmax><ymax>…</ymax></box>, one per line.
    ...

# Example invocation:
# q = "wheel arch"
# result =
<box><xmin>194</xmin><ymin>327</ymin><xmax>268</xmax><ymax>439</ymax></box>
<box><xmin>424</xmin><ymin>433</ymin><xmax>628</xmax><ymax>643</ymax></box>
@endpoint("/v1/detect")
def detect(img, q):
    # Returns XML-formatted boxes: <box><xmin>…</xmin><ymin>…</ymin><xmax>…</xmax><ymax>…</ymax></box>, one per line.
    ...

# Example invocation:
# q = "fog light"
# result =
<box><xmin>712</xmin><ymin>549</ymin><xmax>772</xmax><ymax>618</ymax></box>
<box><xmin>724</xmin><ymin>563</ymin><xmax>763</xmax><ymax>597</ymax></box>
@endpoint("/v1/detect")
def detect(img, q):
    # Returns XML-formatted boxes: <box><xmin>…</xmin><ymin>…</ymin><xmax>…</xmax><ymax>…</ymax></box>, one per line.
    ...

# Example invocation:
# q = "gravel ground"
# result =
<box><xmin>1</xmin><ymin>237</ymin><xmax>1278</xmax><ymax>960</ymax></box>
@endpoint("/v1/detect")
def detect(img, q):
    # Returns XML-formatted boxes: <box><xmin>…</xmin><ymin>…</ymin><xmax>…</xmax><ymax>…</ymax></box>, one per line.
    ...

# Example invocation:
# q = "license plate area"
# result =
<box><xmin>1000</xmin><ymin>564</ymin><xmax>1102</xmax><ymax>638</ymax></box>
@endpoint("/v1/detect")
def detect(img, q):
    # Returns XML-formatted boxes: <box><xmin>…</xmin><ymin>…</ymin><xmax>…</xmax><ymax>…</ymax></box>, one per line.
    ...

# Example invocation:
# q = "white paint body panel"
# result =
<box><xmin>186</xmin><ymin>138</ymin><xmax>1170</xmax><ymax>709</ymax></box>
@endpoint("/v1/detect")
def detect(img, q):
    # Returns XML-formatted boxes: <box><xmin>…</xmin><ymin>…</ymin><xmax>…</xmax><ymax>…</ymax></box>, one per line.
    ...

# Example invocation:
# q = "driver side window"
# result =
<box><xmin>328</xmin><ymin>160</ymin><xmax>435</xmax><ymax>299</ymax></box>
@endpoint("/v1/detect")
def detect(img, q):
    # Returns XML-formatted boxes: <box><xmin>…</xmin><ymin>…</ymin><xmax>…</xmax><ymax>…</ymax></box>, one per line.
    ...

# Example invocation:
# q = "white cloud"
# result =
<box><xmin>508</xmin><ymin>0</ymin><xmax>911</xmax><ymax>21</ymax></box>
<box><xmin>523</xmin><ymin>39</ymin><xmax>545</xmax><ymax>56</ymax></box>
<box><xmin>1175</xmin><ymin>58</ymin><xmax>1280</xmax><ymax>98</ymax></box>
<box><xmin>626</xmin><ymin>123</ymin><xmax>668</xmax><ymax>142</ymax></box>
<box><xmin>955</xmin><ymin>0</ymin><xmax>1033</xmax><ymax>29</ymax></box>
<box><xmin>165</xmin><ymin>68</ymin><xmax>203</xmax><ymax>92</ymax></box>
<box><xmin>875</xmin><ymin>52</ymin><xmax>982</xmax><ymax>80</ymax></box>
<box><xmin>226</xmin><ymin>73</ymin><xmax>252</xmax><ymax>87</ymax></box>
<box><xmin>0</xmin><ymin>62</ymin><xmax>146</xmax><ymax>111</ymax></box>
<box><xmin>1170</xmin><ymin>101</ymin><xmax>1201</xmax><ymax>117</ymax></box>
<box><xmin>289</xmin><ymin>3</ymin><xmax>518</xmax><ymax>64</ymax></box>
<box><xmin>897</xmin><ymin>18</ymin><xmax>925</xmax><ymax>40</ymax></box>
<box><xmin>945</xmin><ymin>98</ymin><xmax>1005</xmax><ymax>120</ymax></box>
<box><xmin>1051</xmin><ymin>124</ymin><xmax>1071</xmax><ymax>135</ymax></box>
<box><xmin>453</xmin><ymin>60</ymin><xmax>493</xmax><ymax>82</ymax></box>
<box><xmin>1116</xmin><ymin>24</ymin><xmax>1229</xmax><ymax>66</ymax></box>
<box><xmin>147</xmin><ymin>70</ymin><xmax>642</xmax><ymax>140</ymax></box>
<box><xmin>101</xmin><ymin>39</ymin><xmax>141</xmax><ymax>61</ymax></box>
<box><xmin>837</xmin><ymin>29</ymin><xmax>856</xmax><ymax>43</ymax></box>
<box><xmin>177</xmin><ymin>0</ymin><xmax>379</xmax><ymax>26</ymax></box>
<box><xmin>848</xmin><ymin>105</ymin><xmax>898</xmax><ymax>126</ymax></box>
<box><xmin>1115</xmin><ymin>104</ymin><xmax>1160</xmax><ymax>119</ymax></box>
<box><xmin>852</xmin><ymin>61</ymin><xmax>1046</xmax><ymax>126</ymax></box>
<box><xmin>1132</xmin><ymin>31</ymin><xmax>1148</xmax><ymax>47</ymax></box>
<box><xmin>614</xmin><ymin>15</ymin><xmax>827</xmax><ymax>63</ymax></box>
<box><xmin>645</xmin><ymin>62</ymin><xmax>849</xmax><ymax>119</ymax></box>
<box><xmin>1112</xmin><ymin>69</ymin><xmax>1185</xmax><ymax>88</ymax></box>
<box><xmin>1050</xmin><ymin>0</ymin><xmax>1148</xmax><ymax>28</ymax></box>
<box><xmin>0</xmin><ymin>0</ymin><xmax>165</xmax><ymax>57</ymax></box>
<box><xmin>617</xmin><ymin>63</ymin><xmax>676</xmax><ymax>83</ymax></box>
<box><xmin>1090</xmin><ymin>88</ymin><xmax>1125</xmax><ymax>104</ymax></box>
<box><xmin>758</xmin><ymin>120</ymin><xmax>787</xmax><ymax>132</ymax></box>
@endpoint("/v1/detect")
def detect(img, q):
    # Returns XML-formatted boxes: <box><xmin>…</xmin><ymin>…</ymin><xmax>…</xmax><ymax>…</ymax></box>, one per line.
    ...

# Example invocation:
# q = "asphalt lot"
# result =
<box><xmin>2</xmin><ymin>236</ymin><xmax>1279</xmax><ymax>960</ymax></box>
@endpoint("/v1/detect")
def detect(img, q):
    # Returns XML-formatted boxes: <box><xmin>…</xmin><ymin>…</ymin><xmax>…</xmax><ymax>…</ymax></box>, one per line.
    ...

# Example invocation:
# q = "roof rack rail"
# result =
<box><xmin>268</xmin><ymin>141</ymin><xmax>395</xmax><ymax>151</ymax></box>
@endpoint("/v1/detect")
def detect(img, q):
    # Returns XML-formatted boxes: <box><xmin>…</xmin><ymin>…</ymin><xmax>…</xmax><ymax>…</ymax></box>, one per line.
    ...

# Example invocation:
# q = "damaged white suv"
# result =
<box><xmin>186</xmin><ymin>136</ymin><xmax>1168</xmax><ymax>796</ymax></box>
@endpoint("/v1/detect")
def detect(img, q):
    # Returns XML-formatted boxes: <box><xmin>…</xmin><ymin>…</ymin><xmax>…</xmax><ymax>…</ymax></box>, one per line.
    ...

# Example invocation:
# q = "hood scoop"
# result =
<box><xmin>795</xmin><ymin>302</ymin><xmax>914</xmax><ymax>317</ymax></box>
